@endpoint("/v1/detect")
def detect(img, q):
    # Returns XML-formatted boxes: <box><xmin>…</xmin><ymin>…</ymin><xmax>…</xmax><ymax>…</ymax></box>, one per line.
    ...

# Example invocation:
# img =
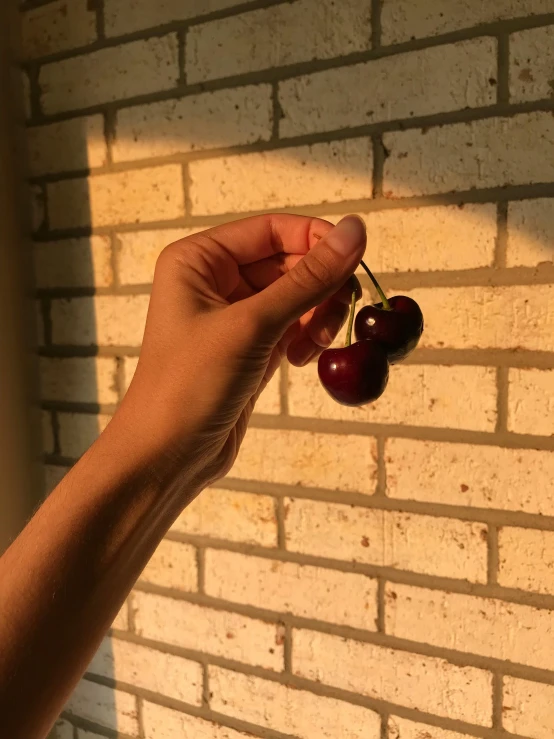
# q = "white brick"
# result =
<box><xmin>189</xmin><ymin>138</ymin><xmax>373</xmax><ymax>216</ymax></box>
<box><xmin>133</xmin><ymin>591</ymin><xmax>283</xmax><ymax>670</ymax></box>
<box><xmin>34</xmin><ymin>237</ymin><xmax>113</xmax><ymax>289</ymax></box>
<box><xmin>205</xmin><ymin>549</ymin><xmax>378</xmax><ymax>629</ymax></box>
<box><xmin>230</xmin><ymin>427</ymin><xmax>377</xmax><ymax>495</ymax></box>
<box><xmin>66</xmin><ymin>679</ymin><xmax>139</xmax><ymax>735</ymax></box>
<box><xmin>187</xmin><ymin>0</ymin><xmax>371</xmax><ymax>83</ymax></box>
<box><xmin>40</xmin><ymin>35</ymin><xmax>179</xmax><ymax>114</ymax></box>
<box><xmin>51</xmin><ymin>295</ymin><xmax>149</xmax><ymax>346</ymax></box>
<box><xmin>42</xmin><ymin>410</ymin><xmax>54</xmax><ymax>454</ymax></box>
<box><xmin>388</xmin><ymin>717</ymin><xmax>469</xmax><ymax>739</ymax></box>
<box><xmin>511</xmin><ymin>25</ymin><xmax>554</xmax><ymax>102</ymax></box>
<box><xmin>280</xmin><ymin>39</ymin><xmax>496</xmax><ymax>137</ymax></box>
<box><xmin>113</xmin><ymin>85</ymin><xmax>272</xmax><ymax>163</ymax></box>
<box><xmin>293</xmin><ymin>629</ymin><xmax>492</xmax><ymax>725</ymax></box>
<box><xmin>48</xmin><ymin>165</ymin><xmax>185</xmax><ymax>229</ymax></box>
<box><xmin>58</xmin><ymin>413</ymin><xmax>111</xmax><ymax>458</ymax></box>
<box><xmin>88</xmin><ymin>637</ymin><xmax>202</xmax><ymax>705</ymax></box>
<box><xmin>112</xmin><ymin>604</ymin><xmax>128</xmax><ymax>631</ymax></box>
<box><xmin>384</xmin><ymin>113</ymin><xmax>554</xmax><ymax>197</ymax></box>
<box><xmin>254</xmin><ymin>367</ymin><xmax>281</xmax><ymax>415</ymax></box>
<box><xmin>285</xmin><ymin>499</ymin><xmax>487</xmax><ymax>583</ymax></box>
<box><xmin>387</xmin><ymin>438</ymin><xmax>554</xmax><ymax>515</ymax></box>
<box><xmin>324</xmin><ymin>203</ymin><xmax>497</xmax><ymax>272</ymax></box>
<box><xmin>210</xmin><ymin>666</ymin><xmax>380</xmax><ymax>739</ymax></box>
<box><xmin>105</xmin><ymin>0</ymin><xmax>259</xmax><ymax>37</ymax></box>
<box><xmin>123</xmin><ymin>356</ymin><xmax>139</xmax><ymax>392</ymax></box>
<box><xmin>142</xmin><ymin>700</ymin><xmax>253</xmax><ymax>739</ymax></box>
<box><xmin>43</xmin><ymin>464</ymin><xmax>68</xmax><ymax>495</ymax></box>
<box><xmin>382</xmin><ymin>0</ymin><xmax>554</xmax><ymax>44</ymax></box>
<box><xmin>40</xmin><ymin>356</ymin><xmax>118</xmax><ymax>404</ymax></box>
<box><xmin>288</xmin><ymin>363</ymin><xmax>497</xmax><ymax>432</ymax></box>
<box><xmin>139</xmin><ymin>539</ymin><xmax>197</xmax><ymax>591</ymax></box>
<box><xmin>508</xmin><ymin>198</ymin><xmax>554</xmax><ymax>267</ymax></box>
<box><xmin>21</xmin><ymin>0</ymin><xmax>96</xmax><ymax>60</ymax></box>
<box><xmin>117</xmin><ymin>228</ymin><xmax>194</xmax><ymax>286</ymax></box>
<box><xmin>27</xmin><ymin>116</ymin><xmax>107</xmax><ymax>176</ymax></box>
<box><xmin>503</xmin><ymin>677</ymin><xmax>554</xmax><ymax>737</ymax></box>
<box><xmin>397</xmin><ymin>285</ymin><xmax>554</xmax><ymax>352</ymax></box>
<box><xmin>508</xmin><ymin>368</ymin><xmax>554</xmax><ymax>436</ymax></box>
<box><xmin>172</xmin><ymin>488</ymin><xmax>278</xmax><ymax>547</ymax></box>
<box><xmin>498</xmin><ymin>527</ymin><xmax>554</xmax><ymax>594</ymax></box>
<box><xmin>385</xmin><ymin>583</ymin><xmax>554</xmax><ymax>671</ymax></box>
<box><xmin>53</xmin><ymin>719</ymin><xmax>73</xmax><ymax>739</ymax></box>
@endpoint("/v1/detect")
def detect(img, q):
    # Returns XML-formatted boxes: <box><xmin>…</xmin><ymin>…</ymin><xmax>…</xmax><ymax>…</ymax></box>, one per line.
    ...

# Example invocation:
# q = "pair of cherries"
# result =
<box><xmin>318</xmin><ymin>262</ymin><xmax>424</xmax><ymax>406</ymax></box>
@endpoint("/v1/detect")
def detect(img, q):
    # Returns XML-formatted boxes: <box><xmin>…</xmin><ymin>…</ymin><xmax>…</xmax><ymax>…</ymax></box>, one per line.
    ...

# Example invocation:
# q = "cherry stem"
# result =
<box><xmin>360</xmin><ymin>260</ymin><xmax>391</xmax><ymax>310</ymax></box>
<box><xmin>345</xmin><ymin>290</ymin><xmax>357</xmax><ymax>348</ymax></box>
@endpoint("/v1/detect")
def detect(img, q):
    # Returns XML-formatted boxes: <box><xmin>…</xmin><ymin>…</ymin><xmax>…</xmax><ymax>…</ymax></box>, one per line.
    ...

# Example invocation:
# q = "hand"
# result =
<box><xmin>0</xmin><ymin>213</ymin><xmax>366</xmax><ymax>738</ymax></box>
<box><xmin>109</xmin><ymin>213</ymin><xmax>366</xmax><ymax>502</ymax></box>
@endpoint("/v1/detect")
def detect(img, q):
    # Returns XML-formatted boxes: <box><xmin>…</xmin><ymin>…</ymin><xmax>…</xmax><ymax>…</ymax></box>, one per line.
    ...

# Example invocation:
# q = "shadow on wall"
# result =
<box><xmin>20</xmin><ymin>0</ymin><xmax>554</xmax><ymax>737</ymax></box>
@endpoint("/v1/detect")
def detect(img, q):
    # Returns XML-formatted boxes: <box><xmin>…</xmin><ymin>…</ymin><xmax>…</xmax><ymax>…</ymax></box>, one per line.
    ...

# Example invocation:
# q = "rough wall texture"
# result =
<box><xmin>20</xmin><ymin>0</ymin><xmax>554</xmax><ymax>737</ymax></box>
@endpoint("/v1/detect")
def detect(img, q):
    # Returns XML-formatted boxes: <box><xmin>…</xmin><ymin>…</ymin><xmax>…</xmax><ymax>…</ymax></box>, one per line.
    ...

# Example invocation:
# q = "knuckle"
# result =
<box><xmin>290</xmin><ymin>249</ymin><xmax>335</xmax><ymax>291</ymax></box>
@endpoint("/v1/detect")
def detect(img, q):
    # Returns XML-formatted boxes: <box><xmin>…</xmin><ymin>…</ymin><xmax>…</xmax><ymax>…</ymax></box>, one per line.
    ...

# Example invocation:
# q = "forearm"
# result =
<box><xmin>0</xmin><ymin>416</ymin><xmax>195</xmax><ymax>739</ymax></box>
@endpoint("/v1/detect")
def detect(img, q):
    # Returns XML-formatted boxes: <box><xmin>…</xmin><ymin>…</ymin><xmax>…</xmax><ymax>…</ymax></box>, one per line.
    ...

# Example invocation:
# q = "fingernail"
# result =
<box><xmin>325</xmin><ymin>215</ymin><xmax>366</xmax><ymax>256</ymax></box>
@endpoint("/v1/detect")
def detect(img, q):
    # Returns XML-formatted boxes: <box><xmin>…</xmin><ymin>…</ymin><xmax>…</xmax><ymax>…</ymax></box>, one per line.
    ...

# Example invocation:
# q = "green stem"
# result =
<box><xmin>360</xmin><ymin>260</ymin><xmax>391</xmax><ymax>310</ymax></box>
<box><xmin>345</xmin><ymin>290</ymin><xmax>357</xmax><ymax>347</ymax></box>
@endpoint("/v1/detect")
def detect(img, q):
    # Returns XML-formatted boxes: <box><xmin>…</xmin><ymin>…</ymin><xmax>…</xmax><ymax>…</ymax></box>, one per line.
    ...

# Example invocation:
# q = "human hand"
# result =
<box><xmin>108</xmin><ymin>213</ymin><xmax>366</xmax><ymax>502</ymax></box>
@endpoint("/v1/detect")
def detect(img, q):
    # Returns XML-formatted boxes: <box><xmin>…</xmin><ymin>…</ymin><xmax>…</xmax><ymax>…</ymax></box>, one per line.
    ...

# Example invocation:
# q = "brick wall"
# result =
<box><xmin>20</xmin><ymin>0</ymin><xmax>554</xmax><ymax>737</ymax></box>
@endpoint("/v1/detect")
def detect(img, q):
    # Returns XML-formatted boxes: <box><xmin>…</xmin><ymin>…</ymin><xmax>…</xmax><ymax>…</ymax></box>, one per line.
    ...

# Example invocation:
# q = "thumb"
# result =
<box><xmin>253</xmin><ymin>215</ymin><xmax>366</xmax><ymax>334</ymax></box>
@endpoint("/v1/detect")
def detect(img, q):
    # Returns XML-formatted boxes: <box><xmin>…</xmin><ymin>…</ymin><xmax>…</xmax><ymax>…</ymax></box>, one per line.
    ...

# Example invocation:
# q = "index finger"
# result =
<box><xmin>196</xmin><ymin>213</ymin><xmax>335</xmax><ymax>265</ymax></box>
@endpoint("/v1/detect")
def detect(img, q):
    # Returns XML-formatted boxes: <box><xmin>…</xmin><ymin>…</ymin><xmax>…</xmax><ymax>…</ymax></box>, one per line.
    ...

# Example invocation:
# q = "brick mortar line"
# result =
<box><xmin>371</xmin><ymin>0</ymin><xmax>382</xmax><ymax>49</ymax></box>
<box><xmin>276</xmin><ymin>497</ymin><xmax>286</xmax><ymax>550</ymax></box>
<box><xmin>95</xmin><ymin>0</ymin><xmax>106</xmax><ymax>41</ymax></box>
<box><xmin>84</xmin><ymin>638</ymin><xmax>532</xmax><ymax>739</ymax></box>
<box><xmin>26</xmin><ymin>39</ymin><xmax>554</xmax><ymax>127</ymax></box>
<box><xmin>32</xmin><ymin>265</ymin><xmax>554</xmax><ymax>299</ymax></box>
<box><xmin>32</xmin><ymin>182</ymin><xmax>554</xmax><ymax>243</ymax></box>
<box><xmin>496</xmin><ymin>366</ymin><xmax>510</xmax><ymax>434</ymax></box>
<box><xmin>246</xmin><ymin>415</ymin><xmax>554</xmax><ymax>450</ymax></box>
<box><xmin>375</xmin><ymin>436</ymin><xmax>386</xmax><ymax>497</ymax></box>
<box><xmin>26</xmin><ymin>97</ymin><xmax>554</xmax><ymax>175</ymax></box>
<box><xmin>165</xmin><ymin>532</ymin><xmax>554</xmax><ymax>609</ymax></box>
<box><xmin>20</xmin><ymin>9</ymin><xmax>554</xmax><ymax>90</ymax></box>
<box><xmin>137</xmin><ymin>544</ymin><xmax>554</xmax><ymax>618</ymax></box>
<box><xmin>136</xmin><ymin>695</ymin><xmax>146</xmax><ymax>739</ymax></box>
<box><xmin>497</xmin><ymin>34</ymin><xmax>511</xmax><ymax>104</ymax></box>
<box><xmin>60</xmin><ymin>712</ymin><xmax>135</xmax><ymax>739</ymax></box>
<box><xmin>121</xmin><ymin>585</ymin><xmax>554</xmax><ymax>692</ymax></box>
<box><xmin>22</xmin><ymin>0</ymin><xmax>294</xmax><ymax>66</ymax></box>
<box><xmin>36</xmin><ymin>345</ymin><xmax>554</xmax><ymax>369</ymax></box>
<box><xmin>37</xmin><ymin>459</ymin><xmax>554</xmax><ymax>533</ymax></box>
<box><xmin>492</xmin><ymin>672</ymin><xmax>504</xmax><ymax>730</ymax></box>
<box><xmin>42</xmin><ymin>413</ymin><xmax>554</xmax><ymax>461</ymax></box>
<box><xmin>487</xmin><ymin>525</ymin><xmax>499</xmax><ymax>586</ymax></box>
<box><xmin>495</xmin><ymin>201</ymin><xmax>509</xmax><ymax>269</ymax></box>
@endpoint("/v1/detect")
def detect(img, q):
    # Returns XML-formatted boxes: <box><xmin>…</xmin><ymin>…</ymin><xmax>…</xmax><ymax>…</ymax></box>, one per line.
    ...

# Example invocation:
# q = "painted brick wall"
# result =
<box><xmin>20</xmin><ymin>0</ymin><xmax>554</xmax><ymax>737</ymax></box>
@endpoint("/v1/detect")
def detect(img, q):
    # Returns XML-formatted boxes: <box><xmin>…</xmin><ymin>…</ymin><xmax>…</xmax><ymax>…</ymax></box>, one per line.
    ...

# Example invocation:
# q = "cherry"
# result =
<box><xmin>318</xmin><ymin>288</ymin><xmax>389</xmax><ymax>406</ymax></box>
<box><xmin>354</xmin><ymin>263</ymin><xmax>424</xmax><ymax>364</ymax></box>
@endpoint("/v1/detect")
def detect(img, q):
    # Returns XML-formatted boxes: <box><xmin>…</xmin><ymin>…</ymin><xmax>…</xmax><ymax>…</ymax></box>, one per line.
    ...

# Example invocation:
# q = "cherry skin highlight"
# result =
<box><xmin>354</xmin><ymin>295</ymin><xmax>424</xmax><ymax>364</ymax></box>
<box><xmin>318</xmin><ymin>339</ymin><xmax>389</xmax><ymax>406</ymax></box>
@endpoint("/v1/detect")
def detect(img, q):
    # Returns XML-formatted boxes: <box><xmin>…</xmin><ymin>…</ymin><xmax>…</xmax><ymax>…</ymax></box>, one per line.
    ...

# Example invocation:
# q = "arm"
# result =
<box><xmin>0</xmin><ymin>213</ymin><xmax>366</xmax><ymax>738</ymax></box>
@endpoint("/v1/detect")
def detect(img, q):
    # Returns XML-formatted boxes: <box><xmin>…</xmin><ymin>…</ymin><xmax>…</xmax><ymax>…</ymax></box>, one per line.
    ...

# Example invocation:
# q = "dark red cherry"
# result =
<box><xmin>354</xmin><ymin>295</ymin><xmax>424</xmax><ymax>364</ymax></box>
<box><xmin>318</xmin><ymin>339</ymin><xmax>389</xmax><ymax>406</ymax></box>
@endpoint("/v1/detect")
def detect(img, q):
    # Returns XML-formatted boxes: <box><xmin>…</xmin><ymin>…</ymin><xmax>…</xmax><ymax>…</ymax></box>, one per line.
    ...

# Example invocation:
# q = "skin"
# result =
<box><xmin>0</xmin><ymin>213</ymin><xmax>367</xmax><ymax>739</ymax></box>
